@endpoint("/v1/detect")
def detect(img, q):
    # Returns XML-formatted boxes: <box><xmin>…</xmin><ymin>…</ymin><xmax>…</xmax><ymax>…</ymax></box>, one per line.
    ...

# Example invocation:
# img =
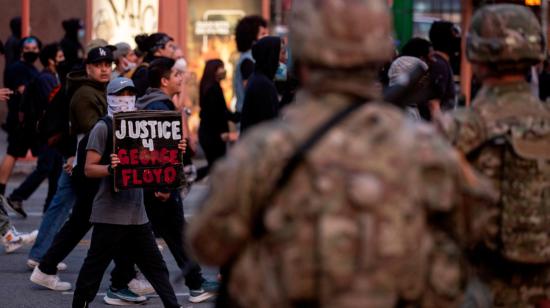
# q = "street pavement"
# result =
<box><xmin>0</xmin><ymin>129</ymin><xmax>217</xmax><ymax>308</ymax></box>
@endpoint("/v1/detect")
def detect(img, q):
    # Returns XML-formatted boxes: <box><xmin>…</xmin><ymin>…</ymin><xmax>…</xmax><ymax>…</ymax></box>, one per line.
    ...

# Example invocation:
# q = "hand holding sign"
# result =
<box><xmin>113</xmin><ymin>111</ymin><xmax>185</xmax><ymax>190</ymax></box>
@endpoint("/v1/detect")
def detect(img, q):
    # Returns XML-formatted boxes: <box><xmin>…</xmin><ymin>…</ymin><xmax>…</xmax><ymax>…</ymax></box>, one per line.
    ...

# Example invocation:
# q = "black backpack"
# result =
<box><xmin>72</xmin><ymin>116</ymin><xmax>113</xmax><ymax>181</ymax></box>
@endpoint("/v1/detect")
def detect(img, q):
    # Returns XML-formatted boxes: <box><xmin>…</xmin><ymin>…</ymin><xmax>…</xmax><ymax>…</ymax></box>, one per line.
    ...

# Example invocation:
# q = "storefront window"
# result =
<box><xmin>413</xmin><ymin>0</ymin><xmax>461</xmax><ymax>38</ymax></box>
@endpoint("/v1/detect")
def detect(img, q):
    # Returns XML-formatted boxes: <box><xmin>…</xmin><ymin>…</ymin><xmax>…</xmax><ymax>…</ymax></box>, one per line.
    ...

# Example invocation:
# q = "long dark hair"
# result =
<box><xmin>200</xmin><ymin>59</ymin><xmax>224</xmax><ymax>98</ymax></box>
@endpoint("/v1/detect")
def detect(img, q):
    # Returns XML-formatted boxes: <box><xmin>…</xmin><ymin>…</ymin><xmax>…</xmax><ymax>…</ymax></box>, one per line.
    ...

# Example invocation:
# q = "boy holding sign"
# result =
<box><xmin>72</xmin><ymin>77</ymin><xmax>184</xmax><ymax>308</ymax></box>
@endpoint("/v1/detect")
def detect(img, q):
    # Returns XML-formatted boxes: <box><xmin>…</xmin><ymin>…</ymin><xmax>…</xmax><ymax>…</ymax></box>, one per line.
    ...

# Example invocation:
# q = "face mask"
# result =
<box><xmin>23</xmin><ymin>51</ymin><xmax>39</xmax><ymax>64</ymax></box>
<box><xmin>174</xmin><ymin>58</ymin><xmax>187</xmax><ymax>73</ymax></box>
<box><xmin>78</xmin><ymin>29</ymin><xmax>85</xmax><ymax>41</ymax></box>
<box><xmin>107</xmin><ymin>95</ymin><xmax>136</xmax><ymax>117</ymax></box>
<box><xmin>274</xmin><ymin>62</ymin><xmax>287</xmax><ymax>82</ymax></box>
<box><xmin>122</xmin><ymin>61</ymin><xmax>137</xmax><ymax>72</ymax></box>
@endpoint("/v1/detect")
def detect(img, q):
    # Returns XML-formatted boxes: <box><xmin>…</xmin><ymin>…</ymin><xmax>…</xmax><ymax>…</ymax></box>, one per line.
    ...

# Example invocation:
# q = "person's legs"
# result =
<box><xmin>38</xmin><ymin>179</ymin><xmax>97</xmax><ymax>274</ymax></box>
<box><xmin>72</xmin><ymin>224</ymin><xmax>121</xmax><ymax>308</ymax></box>
<box><xmin>109</xmin><ymin>252</ymin><xmax>137</xmax><ymax>290</ymax></box>
<box><xmin>28</xmin><ymin>171</ymin><xmax>76</xmax><ymax>262</ymax></box>
<box><xmin>9</xmin><ymin>146</ymin><xmax>60</xmax><ymax>204</ymax></box>
<box><xmin>130</xmin><ymin>223</ymin><xmax>180</xmax><ymax>308</ymax></box>
<box><xmin>151</xmin><ymin>197</ymin><xmax>203</xmax><ymax>290</ymax></box>
<box><xmin>44</xmin><ymin>151</ymin><xmax>63</xmax><ymax>212</ymax></box>
<box><xmin>0</xmin><ymin>154</ymin><xmax>17</xmax><ymax>194</ymax></box>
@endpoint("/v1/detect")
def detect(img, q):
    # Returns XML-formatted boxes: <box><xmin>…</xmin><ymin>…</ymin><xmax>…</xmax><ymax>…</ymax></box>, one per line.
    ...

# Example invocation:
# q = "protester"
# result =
<box><xmin>26</xmin><ymin>39</ymin><xmax>107</xmax><ymax>269</ymax></box>
<box><xmin>60</xmin><ymin>18</ymin><xmax>84</xmax><ymax>70</ymax></box>
<box><xmin>240</xmin><ymin>36</ymin><xmax>281</xmax><ymax>133</ymax></box>
<box><xmin>387</xmin><ymin>56</ymin><xmax>428</xmax><ymax>120</ymax></box>
<box><xmin>233</xmin><ymin>15</ymin><xmax>268</xmax><ymax>115</ymax></box>
<box><xmin>136</xmin><ymin>58</ymin><xmax>219</xmax><ymax>303</ymax></box>
<box><xmin>429</xmin><ymin>21</ymin><xmax>459</xmax><ymax>112</ymax></box>
<box><xmin>399</xmin><ymin>37</ymin><xmax>441</xmax><ymax>120</ymax></box>
<box><xmin>0</xmin><ymin>36</ymin><xmax>42</xmax><ymax>216</ymax></box>
<box><xmin>6</xmin><ymin>43</ymin><xmax>65</xmax><ymax>214</ymax></box>
<box><xmin>30</xmin><ymin>48</ymin><xmax>147</xmax><ymax>301</ymax></box>
<box><xmin>132</xmin><ymin>32</ymin><xmax>177</xmax><ymax>96</ymax></box>
<box><xmin>198</xmin><ymin>59</ymin><xmax>239</xmax><ymax>176</ymax></box>
<box><xmin>112</xmin><ymin>42</ymin><xmax>138</xmax><ymax>79</ymax></box>
<box><xmin>71</xmin><ymin>76</ymin><xmax>183</xmax><ymax>308</ymax></box>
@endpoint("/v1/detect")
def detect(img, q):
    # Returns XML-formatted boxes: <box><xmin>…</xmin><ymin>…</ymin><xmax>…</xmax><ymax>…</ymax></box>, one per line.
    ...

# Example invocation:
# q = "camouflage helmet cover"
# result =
<box><xmin>289</xmin><ymin>0</ymin><xmax>394</xmax><ymax>68</ymax></box>
<box><xmin>467</xmin><ymin>4</ymin><xmax>545</xmax><ymax>63</ymax></box>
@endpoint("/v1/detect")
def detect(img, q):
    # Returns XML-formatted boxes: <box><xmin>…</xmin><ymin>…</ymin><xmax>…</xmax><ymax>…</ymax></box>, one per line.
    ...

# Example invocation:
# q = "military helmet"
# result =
<box><xmin>467</xmin><ymin>4</ymin><xmax>545</xmax><ymax>64</ymax></box>
<box><xmin>289</xmin><ymin>0</ymin><xmax>394</xmax><ymax>68</ymax></box>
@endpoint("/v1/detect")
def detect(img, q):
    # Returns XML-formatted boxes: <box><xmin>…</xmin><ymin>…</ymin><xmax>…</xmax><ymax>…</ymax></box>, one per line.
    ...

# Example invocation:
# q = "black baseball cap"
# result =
<box><xmin>86</xmin><ymin>45</ymin><xmax>116</xmax><ymax>64</ymax></box>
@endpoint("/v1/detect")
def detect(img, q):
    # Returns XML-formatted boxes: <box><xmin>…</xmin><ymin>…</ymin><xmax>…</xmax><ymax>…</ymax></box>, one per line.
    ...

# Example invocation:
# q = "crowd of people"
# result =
<box><xmin>0</xmin><ymin>0</ymin><xmax>549</xmax><ymax>307</ymax></box>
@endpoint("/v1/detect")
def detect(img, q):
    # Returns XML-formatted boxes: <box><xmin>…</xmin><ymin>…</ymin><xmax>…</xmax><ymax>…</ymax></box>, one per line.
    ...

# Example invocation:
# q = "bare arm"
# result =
<box><xmin>84</xmin><ymin>152</ymin><xmax>119</xmax><ymax>178</ymax></box>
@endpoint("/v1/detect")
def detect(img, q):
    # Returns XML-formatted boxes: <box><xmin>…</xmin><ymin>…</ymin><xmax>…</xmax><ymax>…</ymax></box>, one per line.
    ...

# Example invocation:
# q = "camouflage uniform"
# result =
<box><xmin>189</xmin><ymin>1</ymin><xmax>496</xmax><ymax>307</ymax></box>
<box><xmin>437</xmin><ymin>4</ymin><xmax>550</xmax><ymax>307</ymax></box>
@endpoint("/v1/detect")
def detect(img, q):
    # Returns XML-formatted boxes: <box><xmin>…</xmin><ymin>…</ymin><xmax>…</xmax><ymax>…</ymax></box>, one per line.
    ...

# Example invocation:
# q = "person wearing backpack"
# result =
<box><xmin>436</xmin><ymin>5</ymin><xmax>550</xmax><ymax>307</ymax></box>
<box><xmin>72</xmin><ymin>76</ymin><xmax>184</xmax><ymax>308</ymax></box>
<box><xmin>6</xmin><ymin>43</ymin><xmax>65</xmax><ymax>216</ymax></box>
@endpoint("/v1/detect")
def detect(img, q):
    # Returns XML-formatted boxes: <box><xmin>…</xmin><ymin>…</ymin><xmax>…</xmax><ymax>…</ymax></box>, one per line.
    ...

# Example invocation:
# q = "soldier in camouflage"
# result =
<box><xmin>437</xmin><ymin>4</ymin><xmax>550</xmax><ymax>307</ymax></box>
<box><xmin>189</xmin><ymin>0</ymin><xmax>496</xmax><ymax>307</ymax></box>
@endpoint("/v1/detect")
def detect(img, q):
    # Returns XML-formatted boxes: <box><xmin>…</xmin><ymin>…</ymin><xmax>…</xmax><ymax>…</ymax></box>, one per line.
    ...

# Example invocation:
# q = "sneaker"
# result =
<box><xmin>6</xmin><ymin>197</ymin><xmax>27</xmax><ymax>218</ymax></box>
<box><xmin>12</xmin><ymin>228</ymin><xmax>37</xmax><ymax>245</ymax></box>
<box><xmin>188</xmin><ymin>280</ymin><xmax>219</xmax><ymax>303</ymax></box>
<box><xmin>30</xmin><ymin>266</ymin><xmax>71</xmax><ymax>291</ymax></box>
<box><xmin>107</xmin><ymin>287</ymin><xmax>147</xmax><ymax>303</ymax></box>
<box><xmin>2</xmin><ymin>228</ymin><xmax>24</xmax><ymax>253</ymax></box>
<box><xmin>27</xmin><ymin>259</ymin><xmax>68</xmax><ymax>271</ymax></box>
<box><xmin>128</xmin><ymin>275</ymin><xmax>154</xmax><ymax>295</ymax></box>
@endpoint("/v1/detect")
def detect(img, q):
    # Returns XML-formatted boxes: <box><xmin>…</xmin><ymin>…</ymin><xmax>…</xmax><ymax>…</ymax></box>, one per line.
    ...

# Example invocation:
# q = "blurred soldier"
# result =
<box><xmin>437</xmin><ymin>4</ymin><xmax>550</xmax><ymax>307</ymax></box>
<box><xmin>189</xmin><ymin>0</ymin><xmax>496</xmax><ymax>307</ymax></box>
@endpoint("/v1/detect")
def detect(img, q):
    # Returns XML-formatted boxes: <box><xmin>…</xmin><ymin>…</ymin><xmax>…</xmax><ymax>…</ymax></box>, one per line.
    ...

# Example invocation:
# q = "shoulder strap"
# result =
<box><xmin>98</xmin><ymin>116</ymin><xmax>113</xmax><ymax>165</ymax></box>
<box><xmin>252</xmin><ymin>100</ymin><xmax>367</xmax><ymax>237</ymax></box>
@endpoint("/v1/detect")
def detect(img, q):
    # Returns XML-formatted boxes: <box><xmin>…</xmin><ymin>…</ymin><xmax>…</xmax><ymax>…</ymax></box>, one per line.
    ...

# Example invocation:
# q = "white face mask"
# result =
<box><xmin>122</xmin><ymin>61</ymin><xmax>137</xmax><ymax>72</ymax></box>
<box><xmin>174</xmin><ymin>58</ymin><xmax>187</xmax><ymax>73</ymax></box>
<box><xmin>107</xmin><ymin>95</ymin><xmax>136</xmax><ymax>117</ymax></box>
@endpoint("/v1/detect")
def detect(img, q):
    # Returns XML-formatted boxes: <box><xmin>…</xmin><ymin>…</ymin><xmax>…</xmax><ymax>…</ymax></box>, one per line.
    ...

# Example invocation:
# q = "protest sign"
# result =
<box><xmin>113</xmin><ymin>111</ymin><xmax>184</xmax><ymax>190</ymax></box>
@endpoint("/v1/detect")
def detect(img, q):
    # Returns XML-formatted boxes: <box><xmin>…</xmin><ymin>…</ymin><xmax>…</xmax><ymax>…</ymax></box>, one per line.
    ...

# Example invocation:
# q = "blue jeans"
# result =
<box><xmin>28</xmin><ymin>169</ymin><xmax>76</xmax><ymax>262</ymax></box>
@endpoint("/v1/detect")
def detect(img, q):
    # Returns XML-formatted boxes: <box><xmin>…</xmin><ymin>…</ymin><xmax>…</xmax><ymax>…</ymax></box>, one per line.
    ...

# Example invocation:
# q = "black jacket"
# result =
<box><xmin>199</xmin><ymin>83</ymin><xmax>237</xmax><ymax>136</ymax></box>
<box><xmin>240</xmin><ymin>36</ymin><xmax>281</xmax><ymax>133</ymax></box>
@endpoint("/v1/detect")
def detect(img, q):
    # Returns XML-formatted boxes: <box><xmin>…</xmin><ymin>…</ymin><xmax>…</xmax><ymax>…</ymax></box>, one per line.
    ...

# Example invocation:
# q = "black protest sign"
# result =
<box><xmin>113</xmin><ymin>111</ymin><xmax>184</xmax><ymax>190</ymax></box>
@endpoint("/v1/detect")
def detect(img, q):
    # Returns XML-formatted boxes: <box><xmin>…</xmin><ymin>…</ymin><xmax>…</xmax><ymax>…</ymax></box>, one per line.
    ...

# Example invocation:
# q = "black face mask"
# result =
<box><xmin>23</xmin><ymin>51</ymin><xmax>39</xmax><ymax>64</ymax></box>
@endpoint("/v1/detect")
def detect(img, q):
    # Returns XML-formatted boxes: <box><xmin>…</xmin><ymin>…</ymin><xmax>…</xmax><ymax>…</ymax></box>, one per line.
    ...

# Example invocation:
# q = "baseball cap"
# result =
<box><xmin>107</xmin><ymin>77</ymin><xmax>136</xmax><ymax>95</ymax></box>
<box><xmin>113</xmin><ymin>42</ymin><xmax>132</xmax><ymax>59</ymax></box>
<box><xmin>86</xmin><ymin>45</ymin><xmax>116</xmax><ymax>64</ymax></box>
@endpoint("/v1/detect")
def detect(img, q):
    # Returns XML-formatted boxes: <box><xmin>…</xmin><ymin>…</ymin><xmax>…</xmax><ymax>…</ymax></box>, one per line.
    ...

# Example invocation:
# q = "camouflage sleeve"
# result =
<box><xmin>434</xmin><ymin>108</ymin><xmax>487</xmax><ymax>155</ymax></box>
<box><xmin>188</xmin><ymin>124</ymin><xmax>294</xmax><ymax>266</ymax></box>
<box><xmin>414</xmin><ymin>125</ymin><xmax>498</xmax><ymax>248</ymax></box>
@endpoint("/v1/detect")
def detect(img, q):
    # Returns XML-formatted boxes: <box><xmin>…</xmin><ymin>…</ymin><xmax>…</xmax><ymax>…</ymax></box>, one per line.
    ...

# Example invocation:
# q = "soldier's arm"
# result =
<box><xmin>434</xmin><ymin>108</ymin><xmax>487</xmax><ymax>155</ymax></box>
<box><xmin>417</xmin><ymin>127</ymin><xmax>498</xmax><ymax>248</ymax></box>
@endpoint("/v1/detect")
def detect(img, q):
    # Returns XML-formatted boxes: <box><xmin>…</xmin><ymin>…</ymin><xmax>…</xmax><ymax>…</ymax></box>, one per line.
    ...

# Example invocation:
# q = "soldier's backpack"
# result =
<box><xmin>469</xmin><ymin>119</ymin><xmax>550</xmax><ymax>264</ymax></box>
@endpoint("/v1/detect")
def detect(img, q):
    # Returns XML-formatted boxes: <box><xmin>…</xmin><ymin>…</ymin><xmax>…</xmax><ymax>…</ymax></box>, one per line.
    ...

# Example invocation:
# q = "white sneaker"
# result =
<box><xmin>2</xmin><ymin>229</ymin><xmax>23</xmax><ymax>253</ymax></box>
<box><xmin>128</xmin><ymin>276</ymin><xmax>155</xmax><ymax>295</ymax></box>
<box><xmin>30</xmin><ymin>266</ymin><xmax>72</xmax><ymax>291</ymax></box>
<box><xmin>18</xmin><ymin>229</ymin><xmax>38</xmax><ymax>245</ymax></box>
<box><xmin>26</xmin><ymin>259</ymin><xmax>68</xmax><ymax>271</ymax></box>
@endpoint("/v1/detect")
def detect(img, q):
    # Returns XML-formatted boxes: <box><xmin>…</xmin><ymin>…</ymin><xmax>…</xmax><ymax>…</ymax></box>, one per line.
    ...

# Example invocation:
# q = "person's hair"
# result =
<box><xmin>10</xmin><ymin>17</ymin><xmax>21</xmax><ymax>38</ymax></box>
<box><xmin>235</xmin><ymin>15</ymin><xmax>267</xmax><ymax>52</ymax></box>
<box><xmin>148</xmin><ymin>57</ymin><xmax>175</xmax><ymax>88</ymax></box>
<box><xmin>39</xmin><ymin>43</ymin><xmax>60</xmax><ymax>67</ymax></box>
<box><xmin>200</xmin><ymin>59</ymin><xmax>224</xmax><ymax>97</ymax></box>
<box><xmin>19</xmin><ymin>36</ymin><xmax>42</xmax><ymax>51</ymax></box>
<box><xmin>429</xmin><ymin>21</ymin><xmax>456</xmax><ymax>54</ymax></box>
<box><xmin>62</xmin><ymin>18</ymin><xmax>82</xmax><ymax>35</ymax></box>
<box><xmin>134</xmin><ymin>34</ymin><xmax>149</xmax><ymax>54</ymax></box>
<box><xmin>401</xmin><ymin>37</ymin><xmax>432</xmax><ymax>59</ymax></box>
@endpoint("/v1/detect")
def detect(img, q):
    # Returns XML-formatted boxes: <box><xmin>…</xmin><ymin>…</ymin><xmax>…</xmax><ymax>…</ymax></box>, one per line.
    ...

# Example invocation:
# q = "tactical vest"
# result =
<box><xmin>471</xmin><ymin>110</ymin><xmax>550</xmax><ymax>264</ymax></box>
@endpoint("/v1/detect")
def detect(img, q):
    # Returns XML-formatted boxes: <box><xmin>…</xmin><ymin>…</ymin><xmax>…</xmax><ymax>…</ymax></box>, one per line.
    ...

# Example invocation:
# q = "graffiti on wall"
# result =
<box><xmin>92</xmin><ymin>0</ymin><xmax>158</xmax><ymax>46</ymax></box>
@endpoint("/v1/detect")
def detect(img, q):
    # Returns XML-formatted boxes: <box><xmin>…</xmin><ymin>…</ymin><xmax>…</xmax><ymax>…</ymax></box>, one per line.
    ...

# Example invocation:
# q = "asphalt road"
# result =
<box><xmin>0</xmin><ymin>168</ymin><xmax>217</xmax><ymax>308</ymax></box>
